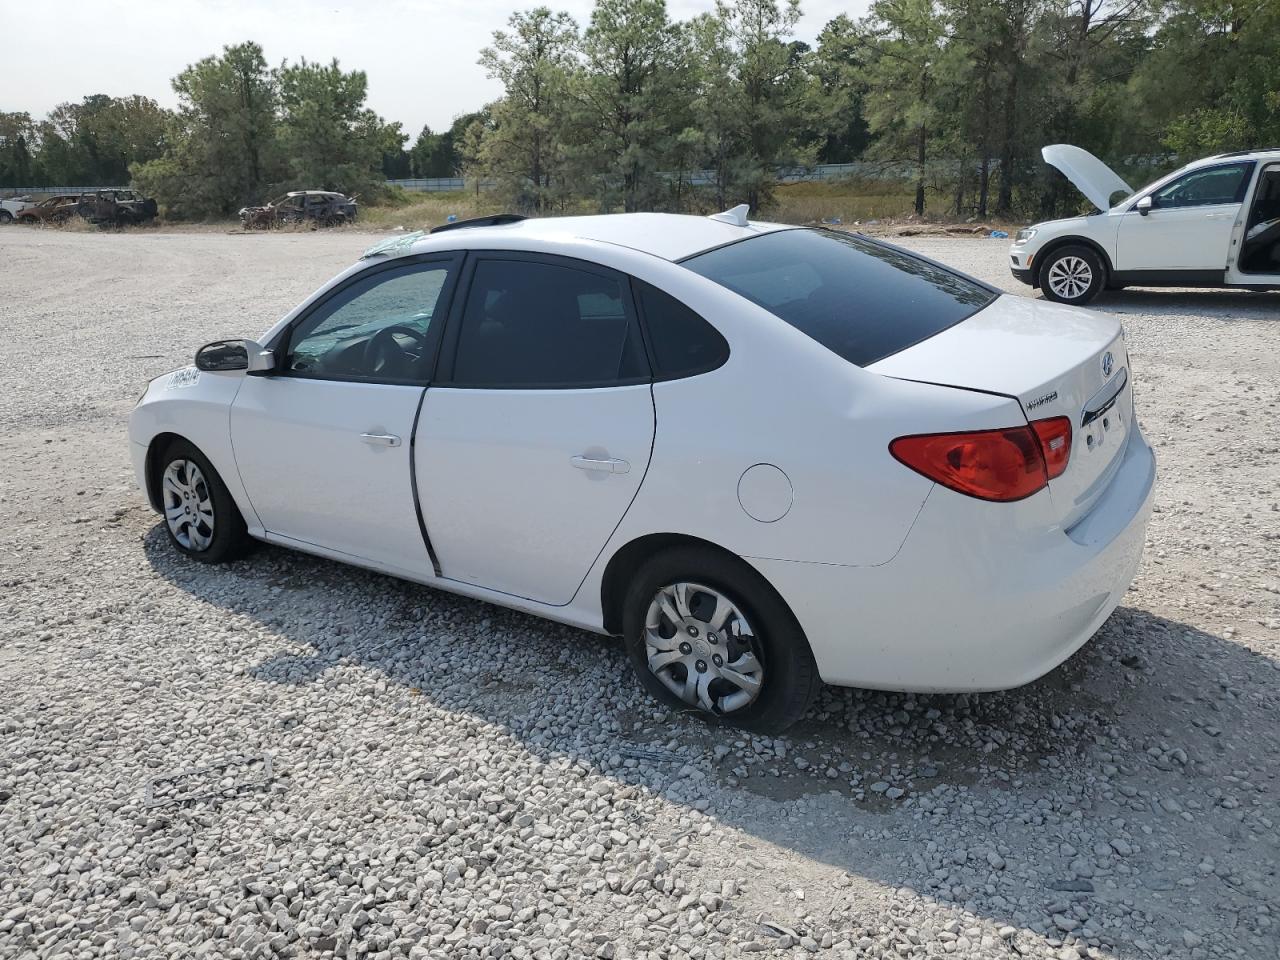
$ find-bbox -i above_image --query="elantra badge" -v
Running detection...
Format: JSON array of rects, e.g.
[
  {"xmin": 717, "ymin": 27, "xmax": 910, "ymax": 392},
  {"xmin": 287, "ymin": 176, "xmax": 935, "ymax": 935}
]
[{"xmin": 1101, "ymin": 351, "xmax": 1114, "ymax": 378}]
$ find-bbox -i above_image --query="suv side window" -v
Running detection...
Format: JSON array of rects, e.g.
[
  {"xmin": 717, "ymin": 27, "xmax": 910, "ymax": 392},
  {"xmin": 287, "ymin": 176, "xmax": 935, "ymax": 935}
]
[
  {"xmin": 450, "ymin": 257, "xmax": 648, "ymax": 388},
  {"xmin": 283, "ymin": 259, "xmax": 455, "ymax": 383},
  {"xmin": 633, "ymin": 281, "xmax": 729, "ymax": 378},
  {"xmin": 1152, "ymin": 162, "xmax": 1254, "ymax": 209}
]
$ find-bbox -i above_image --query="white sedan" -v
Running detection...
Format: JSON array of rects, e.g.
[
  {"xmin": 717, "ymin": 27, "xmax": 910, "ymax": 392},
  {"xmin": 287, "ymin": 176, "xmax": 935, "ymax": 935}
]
[
  {"xmin": 1012, "ymin": 144, "xmax": 1280, "ymax": 304},
  {"xmin": 131, "ymin": 209, "xmax": 1156, "ymax": 731}
]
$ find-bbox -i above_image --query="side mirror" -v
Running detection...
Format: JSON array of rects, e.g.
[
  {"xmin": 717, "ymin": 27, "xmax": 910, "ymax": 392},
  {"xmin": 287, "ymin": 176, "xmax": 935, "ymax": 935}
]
[
  {"xmin": 195, "ymin": 339, "xmax": 276, "ymax": 374},
  {"xmin": 1136, "ymin": 196, "xmax": 1153, "ymax": 217}
]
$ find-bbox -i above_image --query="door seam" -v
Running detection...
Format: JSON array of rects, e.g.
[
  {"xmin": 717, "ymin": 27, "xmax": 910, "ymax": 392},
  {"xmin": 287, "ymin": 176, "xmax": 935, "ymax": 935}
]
[{"xmin": 409, "ymin": 386, "xmax": 443, "ymax": 577}]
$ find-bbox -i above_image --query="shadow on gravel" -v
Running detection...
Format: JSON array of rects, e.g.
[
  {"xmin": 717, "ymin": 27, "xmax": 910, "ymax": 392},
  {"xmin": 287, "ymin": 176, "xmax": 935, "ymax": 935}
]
[
  {"xmin": 1087, "ymin": 288, "xmax": 1280, "ymax": 319},
  {"xmin": 144, "ymin": 525, "xmax": 1280, "ymax": 956}
]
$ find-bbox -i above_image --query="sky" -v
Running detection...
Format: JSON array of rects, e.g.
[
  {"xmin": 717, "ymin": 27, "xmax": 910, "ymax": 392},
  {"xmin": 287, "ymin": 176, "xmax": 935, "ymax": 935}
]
[{"xmin": 1, "ymin": 0, "xmax": 869, "ymax": 137}]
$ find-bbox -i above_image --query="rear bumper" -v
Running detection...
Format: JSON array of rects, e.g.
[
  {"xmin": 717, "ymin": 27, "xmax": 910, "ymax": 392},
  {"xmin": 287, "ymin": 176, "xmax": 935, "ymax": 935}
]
[{"xmin": 749, "ymin": 426, "xmax": 1156, "ymax": 692}]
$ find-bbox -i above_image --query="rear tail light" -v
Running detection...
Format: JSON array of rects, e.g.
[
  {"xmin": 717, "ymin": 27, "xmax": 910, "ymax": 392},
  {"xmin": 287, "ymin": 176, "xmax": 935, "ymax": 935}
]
[
  {"xmin": 1030, "ymin": 416, "xmax": 1071, "ymax": 479},
  {"xmin": 890, "ymin": 417, "xmax": 1072, "ymax": 502}
]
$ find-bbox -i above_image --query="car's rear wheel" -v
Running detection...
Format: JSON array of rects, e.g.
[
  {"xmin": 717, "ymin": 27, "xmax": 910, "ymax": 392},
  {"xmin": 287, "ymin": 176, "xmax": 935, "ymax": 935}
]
[
  {"xmin": 157, "ymin": 439, "xmax": 251, "ymax": 564},
  {"xmin": 0, "ymin": 210, "xmax": 12, "ymax": 224},
  {"xmin": 622, "ymin": 547, "xmax": 819, "ymax": 733},
  {"xmin": 1039, "ymin": 245, "xmax": 1105, "ymax": 305}
]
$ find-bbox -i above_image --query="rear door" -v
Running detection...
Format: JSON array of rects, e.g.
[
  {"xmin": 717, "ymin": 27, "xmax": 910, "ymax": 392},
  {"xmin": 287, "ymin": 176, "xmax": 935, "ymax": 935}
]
[
  {"xmin": 1116, "ymin": 161, "xmax": 1254, "ymax": 271},
  {"xmin": 416, "ymin": 253, "xmax": 654, "ymax": 605},
  {"xmin": 230, "ymin": 255, "xmax": 459, "ymax": 576}
]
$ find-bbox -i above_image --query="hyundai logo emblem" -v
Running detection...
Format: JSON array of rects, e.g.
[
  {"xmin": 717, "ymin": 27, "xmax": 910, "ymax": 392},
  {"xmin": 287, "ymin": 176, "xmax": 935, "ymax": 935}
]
[{"xmin": 1101, "ymin": 351, "xmax": 1114, "ymax": 378}]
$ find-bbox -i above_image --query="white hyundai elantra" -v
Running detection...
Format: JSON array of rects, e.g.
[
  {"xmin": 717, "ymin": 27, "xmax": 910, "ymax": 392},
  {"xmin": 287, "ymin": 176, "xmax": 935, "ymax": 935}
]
[{"xmin": 130, "ymin": 209, "xmax": 1156, "ymax": 731}]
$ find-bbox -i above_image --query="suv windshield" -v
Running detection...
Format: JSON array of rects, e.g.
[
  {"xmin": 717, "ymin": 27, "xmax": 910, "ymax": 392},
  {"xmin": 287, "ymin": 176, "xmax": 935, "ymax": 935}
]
[{"xmin": 682, "ymin": 229, "xmax": 997, "ymax": 367}]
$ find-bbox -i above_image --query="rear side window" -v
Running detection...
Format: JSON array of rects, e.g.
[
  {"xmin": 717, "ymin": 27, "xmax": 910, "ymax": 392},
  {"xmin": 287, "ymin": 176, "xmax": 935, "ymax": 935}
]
[
  {"xmin": 452, "ymin": 258, "xmax": 648, "ymax": 388},
  {"xmin": 634, "ymin": 281, "xmax": 728, "ymax": 378},
  {"xmin": 682, "ymin": 229, "xmax": 997, "ymax": 367}
]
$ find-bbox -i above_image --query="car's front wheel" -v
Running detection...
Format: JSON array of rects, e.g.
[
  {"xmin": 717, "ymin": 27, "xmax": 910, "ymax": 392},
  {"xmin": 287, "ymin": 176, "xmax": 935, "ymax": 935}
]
[
  {"xmin": 157, "ymin": 439, "xmax": 251, "ymax": 564},
  {"xmin": 622, "ymin": 547, "xmax": 819, "ymax": 733},
  {"xmin": 0, "ymin": 210, "xmax": 12, "ymax": 224},
  {"xmin": 1039, "ymin": 245, "xmax": 1105, "ymax": 305}
]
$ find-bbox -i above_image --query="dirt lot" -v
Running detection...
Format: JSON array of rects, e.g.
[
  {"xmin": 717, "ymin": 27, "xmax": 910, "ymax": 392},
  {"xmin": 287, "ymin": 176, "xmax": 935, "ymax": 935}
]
[{"xmin": 1, "ymin": 228, "xmax": 1278, "ymax": 960}]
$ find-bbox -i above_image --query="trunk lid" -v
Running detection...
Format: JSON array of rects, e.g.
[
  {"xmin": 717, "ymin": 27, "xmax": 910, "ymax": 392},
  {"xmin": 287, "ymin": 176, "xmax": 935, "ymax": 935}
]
[
  {"xmin": 869, "ymin": 295, "xmax": 1132, "ymax": 528},
  {"xmin": 1042, "ymin": 144, "xmax": 1134, "ymax": 211}
]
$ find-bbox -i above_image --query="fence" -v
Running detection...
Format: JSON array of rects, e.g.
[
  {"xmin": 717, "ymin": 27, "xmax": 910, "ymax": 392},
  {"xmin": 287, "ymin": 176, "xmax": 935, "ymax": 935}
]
[
  {"xmin": 2, "ymin": 185, "xmax": 127, "ymax": 198},
  {"xmin": 1, "ymin": 160, "xmax": 985, "ymax": 199},
  {"xmin": 385, "ymin": 161, "xmax": 925, "ymax": 193}
]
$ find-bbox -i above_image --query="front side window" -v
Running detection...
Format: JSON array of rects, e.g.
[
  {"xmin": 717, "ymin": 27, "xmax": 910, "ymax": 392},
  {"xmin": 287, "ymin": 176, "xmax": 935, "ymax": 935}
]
[
  {"xmin": 1152, "ymin": 162, "xmax": 1253, "ymax": 209},
  {"xmin": 450, "ymin": 258, "xmax": 648, "ymax": 387},
  {"xmin": 683, "ymin": 229, "xmax": 996, "ymax": 367},
  {"xmin": 284, "ymin": 261, "xmax": 454, "ymax": 382}
]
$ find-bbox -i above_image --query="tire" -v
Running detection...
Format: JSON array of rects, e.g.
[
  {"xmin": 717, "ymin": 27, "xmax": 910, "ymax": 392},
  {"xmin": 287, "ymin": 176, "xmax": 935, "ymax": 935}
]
[
  {"xmin": 18, "ymin": 215, "xmax": 36, "ymax": 225},
  {"xmin": 622, "ymin": 546, "xmax": 820, "ymax": 733},
  {"xmin": 1039, "ymin": 245, "xmax": 1105, "ymax": 305},
  {"xmin": 0, "ymin": 210, "xmax": 12, "ymax": 224},
  {"xmin": 156, "ymin": 439, "xmax": 252, "ymax": 564}
]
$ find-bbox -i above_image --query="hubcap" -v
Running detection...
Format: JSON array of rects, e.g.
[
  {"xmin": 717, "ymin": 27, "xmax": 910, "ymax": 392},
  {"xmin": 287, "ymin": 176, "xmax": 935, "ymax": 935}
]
[
  {"xmin": 644, "ymin": 582, "xmax": 764, "ymax": 715},
  {"xmin": 1047, "ymin": 255, "xmax": 1093, "ymax": 300},
  {"xmin": 162, "ymin": 459, "xmax": 215, "ymax": 551}
]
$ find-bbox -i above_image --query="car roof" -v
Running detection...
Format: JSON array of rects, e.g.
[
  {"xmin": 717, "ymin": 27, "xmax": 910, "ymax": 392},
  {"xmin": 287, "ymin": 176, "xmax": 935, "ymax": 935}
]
[
  {"xmin": 1190, "ymin": 148, "xmax": 1280, "ymax": 167},
  {"xmin": 400, "ymin": 212, "xmax": 792, "ymax": 263}
]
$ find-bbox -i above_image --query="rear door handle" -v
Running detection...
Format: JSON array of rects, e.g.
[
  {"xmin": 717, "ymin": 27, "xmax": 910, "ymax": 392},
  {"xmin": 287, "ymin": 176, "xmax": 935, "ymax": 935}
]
[
  {"xmin": 571, "ymin": 455, "xmax": 630, "ymax": 474},
  {"xmin": 360, "ymin": 433, "xmax": 401, "ymax": 447}
]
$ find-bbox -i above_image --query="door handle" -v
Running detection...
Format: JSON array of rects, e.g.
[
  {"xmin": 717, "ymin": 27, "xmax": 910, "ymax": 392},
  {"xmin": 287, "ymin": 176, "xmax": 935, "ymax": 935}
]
[
  {"xmin": 360, "ymin": 433, "xmax": 401, "ymax": 447},
  {"xmin": 571, "ymin": 455, "xmax": 630, "ymax": 475}
]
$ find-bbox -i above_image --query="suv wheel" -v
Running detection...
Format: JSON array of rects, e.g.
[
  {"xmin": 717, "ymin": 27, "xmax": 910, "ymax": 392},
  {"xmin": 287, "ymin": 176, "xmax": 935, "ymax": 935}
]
[{"xmin": 1039, "ymin": 245, "xmax": 1105, "ymax": 305}]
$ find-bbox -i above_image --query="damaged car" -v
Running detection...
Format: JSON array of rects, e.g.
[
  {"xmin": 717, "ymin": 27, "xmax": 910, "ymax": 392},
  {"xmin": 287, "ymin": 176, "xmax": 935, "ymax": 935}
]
[
  {"xmin": 1012, "ymin": 144, "xmax": 1280, "ymax": 304},
  {"xmin": 15, "ymin": 194, "xmax": 82, "ymax": 225},
  {"xmin": 239, "ymin": 191, "xmax": 358, "ymax": 229},
  {"xmin": 76, "ymin": 189, "xmax": 159, "ymax": 226}
]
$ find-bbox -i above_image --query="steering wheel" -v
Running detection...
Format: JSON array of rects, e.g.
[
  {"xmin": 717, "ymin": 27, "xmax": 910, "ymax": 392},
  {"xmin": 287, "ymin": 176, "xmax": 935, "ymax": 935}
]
[{"xmin": 367, "ymin": 325, "xmax": 429, "ymax": 378}]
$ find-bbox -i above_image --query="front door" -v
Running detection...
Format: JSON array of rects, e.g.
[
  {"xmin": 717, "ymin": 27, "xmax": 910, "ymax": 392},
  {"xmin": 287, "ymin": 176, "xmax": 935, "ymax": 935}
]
[
  {"xmin": 416, "ymin": 254, "xmax": 655, "ymax": 606},
  {"xmin": 1116, "ymin": 161, "xmax": 1254, "ymax": 272},
  {"xmin": 230, "ymin": 255, "xmax": 458, "ymax": 576}
]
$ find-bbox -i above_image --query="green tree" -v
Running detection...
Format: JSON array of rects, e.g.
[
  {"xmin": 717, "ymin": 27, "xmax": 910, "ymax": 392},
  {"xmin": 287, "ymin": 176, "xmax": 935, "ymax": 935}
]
[
  {"xmin": 0, "ymin": 112, "xmax": 36, "ymax": 187},
  {"xmin": 688, "ymin": 0, "xmax": 813, "ymax": 212},
  {"xmin": 571, "ymin": 0, "xmax": 694, "ymax": 211},
  {"xmin": 132, "ymin": 42, "xmax": 280, "ymax": 217},
  {"xmin": 276, "ymin": 57, "xmax": 401, "ymax": 198},
  {"xmin": 475, "ymin": 8, "xmax": 580, "ymax": 211},
  {"xmin": 805, "ymin": 15, "xmax": 871, "ymax": 164},
  {"xmin": 858, "ymin": 0, "xmax": 949, "ymax": 215},
  {"xmin": 410, "ymin": 112, "xmax": 487, "ymax": 178},
  {"xmin": 1134, "ymin": 0, "xmax": 1280, "ymax": 155}
]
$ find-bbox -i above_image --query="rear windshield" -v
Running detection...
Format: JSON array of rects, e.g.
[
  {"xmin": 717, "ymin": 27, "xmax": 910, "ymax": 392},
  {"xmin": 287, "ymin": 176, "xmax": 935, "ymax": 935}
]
[{"xmin": 682, "ymin": 229, "xmax": 997, "ymax": 367}]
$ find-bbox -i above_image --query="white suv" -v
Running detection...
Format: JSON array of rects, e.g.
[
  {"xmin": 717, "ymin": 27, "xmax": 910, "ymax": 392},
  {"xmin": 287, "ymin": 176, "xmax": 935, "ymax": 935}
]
[{"xmin": 1011, "ymin": 144, "xmax": 1280, "ymax": 304}]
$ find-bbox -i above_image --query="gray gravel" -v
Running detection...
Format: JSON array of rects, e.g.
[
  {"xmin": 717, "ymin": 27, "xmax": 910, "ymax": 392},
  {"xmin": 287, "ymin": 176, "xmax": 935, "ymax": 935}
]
[{"xmin": 1, "ymin": 227, "xmax": 1278, "ymax": 960}]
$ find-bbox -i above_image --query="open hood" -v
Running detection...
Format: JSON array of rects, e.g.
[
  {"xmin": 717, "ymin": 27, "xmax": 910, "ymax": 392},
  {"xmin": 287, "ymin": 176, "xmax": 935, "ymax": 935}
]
[{"xmin": 1042, "ymin": 144, "xmax": 1134, "ymax": 211}]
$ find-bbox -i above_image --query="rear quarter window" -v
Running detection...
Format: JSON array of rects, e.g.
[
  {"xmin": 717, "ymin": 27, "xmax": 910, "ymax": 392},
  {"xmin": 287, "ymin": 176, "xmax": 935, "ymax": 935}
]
[{"xmin": 682, "ymin": 229, "xmax": 997, "ymax": 367}]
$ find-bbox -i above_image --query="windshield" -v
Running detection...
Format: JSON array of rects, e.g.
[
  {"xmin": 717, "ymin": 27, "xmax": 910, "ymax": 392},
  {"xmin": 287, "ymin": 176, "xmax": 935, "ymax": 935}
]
[{"xmin": 682, "ymin": 229, "xmax": 997, "ymax": 367}]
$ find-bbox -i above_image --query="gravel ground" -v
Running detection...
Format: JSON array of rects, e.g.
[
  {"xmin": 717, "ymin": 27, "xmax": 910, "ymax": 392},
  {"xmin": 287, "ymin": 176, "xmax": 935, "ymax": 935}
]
[{"xmin": 1, "ymin": 227, "xmax": 1278, "ymax": 960}]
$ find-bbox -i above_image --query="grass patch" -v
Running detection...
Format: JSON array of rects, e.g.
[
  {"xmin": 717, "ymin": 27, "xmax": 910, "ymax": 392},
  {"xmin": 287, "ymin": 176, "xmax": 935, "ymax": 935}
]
[
  {"xmin": 358, "ymin": 191, "xmax": 503, "ymax": 230},
  {"xmin": 765, "ymin": 177, "xmax": 918, "ymax": 224}
]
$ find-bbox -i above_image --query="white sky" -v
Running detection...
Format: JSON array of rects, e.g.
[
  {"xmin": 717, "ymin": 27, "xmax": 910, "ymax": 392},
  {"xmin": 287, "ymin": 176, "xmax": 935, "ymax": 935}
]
[{"xmin": 1, "ymin": 0, "xmax": 867, "ymax": 137}]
